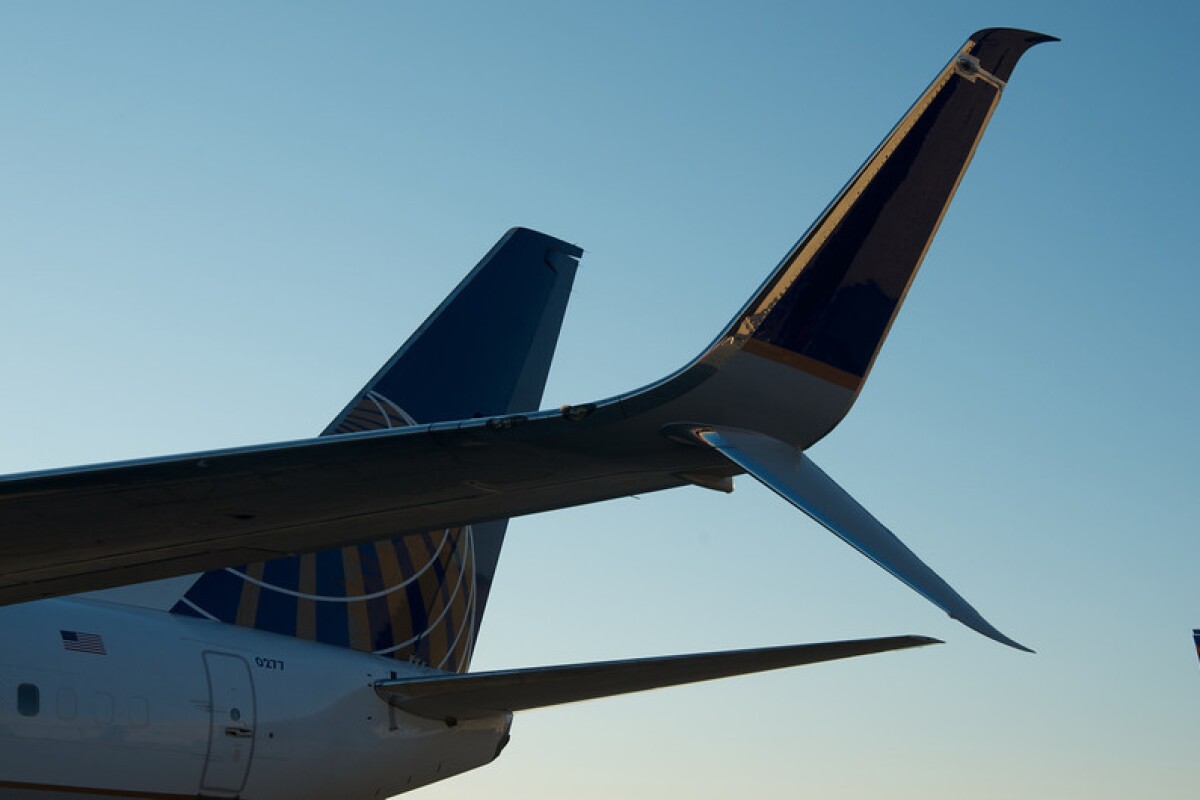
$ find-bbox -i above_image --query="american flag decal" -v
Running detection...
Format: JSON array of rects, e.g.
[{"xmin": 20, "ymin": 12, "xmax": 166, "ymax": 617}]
[{"xmin": 60, "ymin": 630, "xmax": 107, "ymax": 655}]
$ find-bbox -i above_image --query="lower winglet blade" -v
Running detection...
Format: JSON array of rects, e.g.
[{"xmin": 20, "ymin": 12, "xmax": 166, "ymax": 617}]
[
  {"xmin": 683, "ymin": 426, "xmax": 1030, "ymax": 652},
  {"xmin": 375, "ymin": 635, "xmax": 939, "ymax": 721}
]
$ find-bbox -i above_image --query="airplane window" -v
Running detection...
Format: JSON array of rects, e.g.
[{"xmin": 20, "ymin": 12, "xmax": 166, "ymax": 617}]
[{"xmin": 17, "ymin": 684, "xmax": 39, "ymax": 717}]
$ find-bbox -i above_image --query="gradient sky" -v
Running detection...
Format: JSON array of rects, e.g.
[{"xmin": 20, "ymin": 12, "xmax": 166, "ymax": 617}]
[{"xmin": 2, "ymin": 2, "xmax": 1198, "ymax": 798}]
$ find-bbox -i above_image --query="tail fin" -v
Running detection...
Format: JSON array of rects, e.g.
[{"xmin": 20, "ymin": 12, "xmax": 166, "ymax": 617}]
[
  {"xmin": 172, "ymin": 228, "xmax": 582, "ymax": 670},
  {"xmin": 322, "ymin": 227, "xmax": 582, "ymax": 431}
]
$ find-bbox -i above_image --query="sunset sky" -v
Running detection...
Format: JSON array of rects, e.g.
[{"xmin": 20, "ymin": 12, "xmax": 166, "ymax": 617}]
[{"xmin": 2, "ymin": 3, "xmax": 1197, "ymax": 798}]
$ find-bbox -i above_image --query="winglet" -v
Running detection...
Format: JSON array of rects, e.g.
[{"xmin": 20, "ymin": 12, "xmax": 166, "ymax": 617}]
[
  {"xmin": 669, "ymin": 424, "xmax": 1032, "ymax": 652},
  {"xmin": 967, "ymin": 28, "xmax": 1060, "ymax": 83},
  {"xmin": 626, "ymin": 29, "xmax": 1058, "ymax": 451}
]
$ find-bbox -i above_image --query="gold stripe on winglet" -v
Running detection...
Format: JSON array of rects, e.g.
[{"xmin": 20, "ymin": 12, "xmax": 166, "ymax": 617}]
[{"xmin": 742, "ymin": 338, "xmax": 863, "ymax": 391}]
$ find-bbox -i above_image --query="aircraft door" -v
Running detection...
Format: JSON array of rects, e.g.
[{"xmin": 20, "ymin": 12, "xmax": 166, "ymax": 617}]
[{"xmin": 201, "ymin": 652, "xmax": 256, "ymax": 794}]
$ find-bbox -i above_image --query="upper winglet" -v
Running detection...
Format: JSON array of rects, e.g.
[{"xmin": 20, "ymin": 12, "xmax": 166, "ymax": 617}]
[
  {"xmin": 628, "ymin": 29, "xmax": 1057, "ymax": 450},
  {"xmin": 725, "ymin": 27, "xmax": 1056, "ymax": 397},
  {"xmin": 967, "ymin": 29, "xmax": 1060, "ymax": 82}
]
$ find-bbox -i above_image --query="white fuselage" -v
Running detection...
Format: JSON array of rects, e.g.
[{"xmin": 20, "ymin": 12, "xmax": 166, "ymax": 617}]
[{"xmin": 0, "ymin": 599, "xmax": 509, "ymax": 800}]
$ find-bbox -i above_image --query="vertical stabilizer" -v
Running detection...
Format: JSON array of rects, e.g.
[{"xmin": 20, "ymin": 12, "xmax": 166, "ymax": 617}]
[{"xmin": 172, "ymin": 228, "xmax": 582, "ymax": 670}]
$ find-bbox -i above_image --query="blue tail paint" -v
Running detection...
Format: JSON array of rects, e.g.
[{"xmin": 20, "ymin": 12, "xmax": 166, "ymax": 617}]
[{"xmin": 172, "ymin": 228, "xmax": 582, "ymax": 671}]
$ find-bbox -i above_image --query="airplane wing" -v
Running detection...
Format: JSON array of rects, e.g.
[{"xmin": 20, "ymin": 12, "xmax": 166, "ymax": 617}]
[
  {"xmin": 0, "ymin": 29, "xmax": 1054, "ymax": 650},
  {"xmin": 0, "ymin": 407, "xmax": 723, "ymax": 605},
  {"xmin": 375, "ymin": 635, "xmax": 940, "ymax": 722}
]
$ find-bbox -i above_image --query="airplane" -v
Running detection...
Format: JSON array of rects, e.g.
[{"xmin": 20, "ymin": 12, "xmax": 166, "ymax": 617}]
[
  {"xmin": 1194, "ymin": 630, "xmax": 1199, "ymax": 666},
  {"xmin": 0, "ymin": 28, "xmax": 1054, "ymax": 800}
]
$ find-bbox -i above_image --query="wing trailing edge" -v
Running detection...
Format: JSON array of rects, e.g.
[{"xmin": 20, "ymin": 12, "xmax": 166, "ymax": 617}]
[{"xmin": 375, "ymin": 635, "xmax": 940, "ymax": 722}]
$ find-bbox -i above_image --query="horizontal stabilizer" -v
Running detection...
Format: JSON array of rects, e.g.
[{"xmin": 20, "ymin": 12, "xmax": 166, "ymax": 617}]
[
  {"xmin": 375, "ymin": 635, "xmax": 939, "ymax": 721},
  {"xmin": 674, "ymin": 425, "xmax": 1030, "ymax": 652}
]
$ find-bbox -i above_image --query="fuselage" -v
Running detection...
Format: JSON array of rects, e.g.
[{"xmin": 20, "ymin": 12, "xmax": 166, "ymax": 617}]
[{"xmin": 0, "ymin": 599, "xmax": 509, "ymax": 800}]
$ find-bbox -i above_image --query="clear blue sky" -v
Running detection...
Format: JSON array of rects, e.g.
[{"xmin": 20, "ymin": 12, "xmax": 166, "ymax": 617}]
[{"xmin": 2, "ymin": 2, "xmax": 1198, "ymax": 798}]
